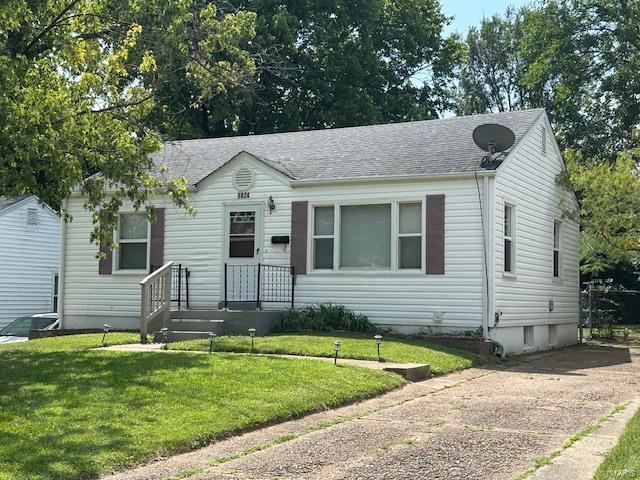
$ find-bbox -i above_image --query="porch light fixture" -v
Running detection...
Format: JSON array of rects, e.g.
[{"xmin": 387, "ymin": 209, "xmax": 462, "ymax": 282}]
[
  {"xmin": 267, "ymin": 196, "xmax": 276, "ymax": 214},
  {"xmin": 160, "ymin": 328, "xmax": 169, "ymax": 349},
  {"xmin": 102, "ymin": 324, "xmax": 111, "ymax": 346},
  {"xmin": 208, "ymin": 333, "xmax": 217, "ymax": 354},
  {"xmin": 333, "ymin": 341, "xmax": 342, "ymax": 365},
  {"xmin": 248, "ymin": 328, "xmax": 257, "ymax": 352},
  {"xmin": 374, "ymin": 335, "xmax": 382, "ymax": 362}
]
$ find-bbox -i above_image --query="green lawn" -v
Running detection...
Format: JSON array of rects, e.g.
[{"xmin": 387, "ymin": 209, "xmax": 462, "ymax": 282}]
[
  {"xmin": 590, "ymin": 324, "xmax": 640, "ymax": 345},
  {"xmin": 169, "ymin": 333, "xmax": 486, "ymax": 375},
  {"xmin": 594, "ymin": 407, "xmax": 640, "ymax": 480},
  {"xmin": 0, "ymin": 334, "xmax": 403, "ymax": 480}
]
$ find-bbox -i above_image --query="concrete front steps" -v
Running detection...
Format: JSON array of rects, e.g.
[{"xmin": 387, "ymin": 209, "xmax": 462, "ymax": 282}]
[{"xmin": 152, "ymin": 308, "xmax": 283, "ymax": 342}]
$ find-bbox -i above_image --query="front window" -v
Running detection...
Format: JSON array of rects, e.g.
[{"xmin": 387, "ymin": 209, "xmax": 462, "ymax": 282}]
[
  {"xmin": 398, "ymin": 203, "xmax": 422, "ymax": 269},
  {"xmin": 311, "ymin": 201, "xmax": 423, "ymax": 271},
  {"xmin": 340, "ymin": 204, "xmax": 391, "ymax": 269},
  {"xmin": 504, "ymin": 204, "xmax": 515, "ymax": 273},
  {"xmin": 553, "ymin": 220, "xmax": 561, "ymax": 278},
  {"xmin": 313, "ymin": 206, "xmax": 334, "ymax": 269},
  {"xmin": 0, "ymin": 316, "xmax": 57, "ymax": 337},
  {"xmin": 117, "ymin": 213, "xmax": 148, "ymax": 270}
]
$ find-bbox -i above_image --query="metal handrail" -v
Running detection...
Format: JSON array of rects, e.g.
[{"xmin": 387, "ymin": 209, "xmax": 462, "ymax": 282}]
[{"xmin": 224, "ymin": 263, "xmax": 295, "ymax": 309}]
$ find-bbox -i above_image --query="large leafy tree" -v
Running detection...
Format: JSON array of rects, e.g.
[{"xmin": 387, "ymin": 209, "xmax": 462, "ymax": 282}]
[
  {"xmin": 0, "ymin": 0, "xmax": 256, "ymax": 247},
  {"xmin": 456, "ymin": 0, "xmax": 640, "ymax": 158},
  {"xmin": 562, "ymin": 135, "xmax": 640, "ymax": 274},
  {"xmin": 151, "ymin": 0, "xmax": 464, "ymax": 138}
]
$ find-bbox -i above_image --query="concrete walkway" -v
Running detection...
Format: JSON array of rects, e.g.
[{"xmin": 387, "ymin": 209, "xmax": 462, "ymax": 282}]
[
  {"xmin": 99, "ymin": 343, "xmax": 431, "ymax": 380},
  {"xmin": 101, "ymin": 344, "xmax": 640, "ymax": 480}
]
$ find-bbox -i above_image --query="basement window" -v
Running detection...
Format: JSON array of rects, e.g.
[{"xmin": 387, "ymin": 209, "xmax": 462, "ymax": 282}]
[
  {"xmin": 548, "ymin": 324, "xmax": 558, "ymax": 346},
  {"xmin": 524, "ymin": 326, "xmax": 534, "ymax": 347}
]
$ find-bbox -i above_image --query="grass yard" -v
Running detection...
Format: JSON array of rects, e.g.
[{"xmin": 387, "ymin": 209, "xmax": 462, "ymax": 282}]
[
  {"xmin": 0, "ymin": 334, "xmax": 403, "ymax": 480},
  {"xmin": 590, "ymin": 324, "xmax": 640, "ymax": 345},
  {"xmin": 169, "ymin": 332, "xmax": 486, "ymax": 375},
  {"xmin": 593, "ymin": 406, "xmax": 640, "ymax": 480}
]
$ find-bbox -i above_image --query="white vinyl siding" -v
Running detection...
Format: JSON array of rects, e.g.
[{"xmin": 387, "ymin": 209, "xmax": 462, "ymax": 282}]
[
  {"xmin": 492, "ymin": 115, "xmax": 580, "ymax": 353},
  {"xmin": 61, "ymin": 152, "xmax": 485, "ymax": 332},
  {"xmin": 0, "ymin": 197, "xmax": 60, "ymax": 327}
]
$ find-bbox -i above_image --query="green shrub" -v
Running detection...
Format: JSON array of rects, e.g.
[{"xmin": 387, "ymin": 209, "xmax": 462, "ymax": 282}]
[{"xmin": 275, "ymin": 304, "xmax": 375, "ymax": 333}]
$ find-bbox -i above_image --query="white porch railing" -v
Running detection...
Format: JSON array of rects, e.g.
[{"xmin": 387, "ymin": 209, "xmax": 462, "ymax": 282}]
[{"xmin": 139, "ymin": 261, "xmax": 173, "ymax": 343}]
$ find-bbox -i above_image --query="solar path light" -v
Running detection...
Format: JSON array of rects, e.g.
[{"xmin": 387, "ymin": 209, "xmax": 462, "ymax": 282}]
[
  {"xmin": 102, "ymin": 324, "xmax": 111, "ymax": 346},
  {"xmin": 208, "ymin": 333, "xmax": 217, "ymax": 354},
  {"xmin": 248, "ymin": 328, "xmax": 257, "ymax": 352},
  {"xmin": 333, "ymin": 341, "xmax": 342, "ymax": 365},
  {"xmin": 374, "ymin": 335, "xmax": 382, "ymax": 362},
  {"xmin": 160, "ymin": 328, "xmax": 169, "ymax": 349}
]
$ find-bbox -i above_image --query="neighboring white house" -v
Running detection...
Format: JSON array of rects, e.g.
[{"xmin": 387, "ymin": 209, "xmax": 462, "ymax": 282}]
[
  {"xmin": 0, "ymin": 196, "xmax": 60, "ymax": 328},
  {"xmin": 58, "ymin": 109, "xmax": 580, "ymax": 354}
]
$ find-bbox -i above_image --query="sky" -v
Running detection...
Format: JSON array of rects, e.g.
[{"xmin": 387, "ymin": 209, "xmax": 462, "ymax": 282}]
[{"xmin": 441, "ymin": 0, "xmax": 531, "ymax": 35}]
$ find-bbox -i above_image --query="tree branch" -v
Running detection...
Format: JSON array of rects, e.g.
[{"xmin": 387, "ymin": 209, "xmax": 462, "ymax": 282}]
[{"xmin": 22, "ymin": 0, "xmax": 82, "ymax": 56}]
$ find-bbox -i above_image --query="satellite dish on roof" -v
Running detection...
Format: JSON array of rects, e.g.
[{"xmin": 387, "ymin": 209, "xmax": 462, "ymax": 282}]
[{"xmin": 472, "ymin": 123, "xmax": 515, "ymax": 163}]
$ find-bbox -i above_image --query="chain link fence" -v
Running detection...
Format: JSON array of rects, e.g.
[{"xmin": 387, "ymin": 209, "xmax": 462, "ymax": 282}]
[{"xmin": 581, "ymin": 284, "xmax": 640, "ymax": 342}]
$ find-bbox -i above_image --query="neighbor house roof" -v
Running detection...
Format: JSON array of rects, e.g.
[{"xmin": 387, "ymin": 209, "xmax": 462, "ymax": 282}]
[
  {"xmin": 0, "ymin": 195, "xmax": 30, "ymax": 212},
  {"xmin": 153, "ymin": 108, "xmax": 545, "ymax": 185}
]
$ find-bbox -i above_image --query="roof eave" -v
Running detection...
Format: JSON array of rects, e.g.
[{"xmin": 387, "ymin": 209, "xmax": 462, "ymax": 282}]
[{"xmin": 289, "ymin": 170, "xmax": 496, "ymax": 187}]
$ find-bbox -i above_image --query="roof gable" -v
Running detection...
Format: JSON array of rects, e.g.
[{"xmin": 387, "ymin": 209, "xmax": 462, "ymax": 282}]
[
  {"xmin": 153, "ymin": 109, "xmax": 545, "ymax": 186},
  {"xmin": 194, "ymin": 151, "xmax": 294, "ymax": 189}
]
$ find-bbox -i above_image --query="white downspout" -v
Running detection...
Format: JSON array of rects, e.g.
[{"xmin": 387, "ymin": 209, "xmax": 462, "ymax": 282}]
[
  {"xmin": 57, "ymin": 198, "xmax": 67, "ymax": 330},
  {"xmin": 481, "ymin": 176, "xmax": 490, "ymax": 339},
  {"xmin": 486, "ymin": 176, "xmax": 496, "ymax": 337}
]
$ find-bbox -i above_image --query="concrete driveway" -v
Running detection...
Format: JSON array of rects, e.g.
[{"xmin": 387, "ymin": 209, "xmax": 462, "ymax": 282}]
[{"xmin": 104, "ymin": 344, "xmax": 640, "ymax": 480}]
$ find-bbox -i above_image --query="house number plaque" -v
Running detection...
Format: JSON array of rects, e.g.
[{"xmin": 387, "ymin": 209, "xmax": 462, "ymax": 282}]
[{"xmin": 237, "ymin": 192, "xmax": 250, "ymax": 199}]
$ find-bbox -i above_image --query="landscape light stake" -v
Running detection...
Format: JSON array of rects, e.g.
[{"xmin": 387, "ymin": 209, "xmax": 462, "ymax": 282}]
[
  {"xmin": 102, "ymin": 324, "xmax": 111, "ymax": 346},
  {"xmin": 208, "ymin": 333, "xmax": 217, "ymax": 354},
  {"xmin": 248, "ymin": 328, "xmax": 256, "ymax": 352},
  {"xmin": 334, "ymin": 341, "xmax": 341, "ymax": 365},
  {"xmin": 374, "ymin": 335, "xmax": 382, "ymax": 362},
  {"xmin": 160, "ymin": 328, "xmax": 169, "ymax": 349}
]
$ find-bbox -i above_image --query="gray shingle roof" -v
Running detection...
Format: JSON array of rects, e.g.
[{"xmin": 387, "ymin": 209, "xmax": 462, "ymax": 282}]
[
  {"xmin": 154, "ymin": 109, "xmax": 545, "ymax": 185},
  {"xmin": 0, "ymin": 195, "xmax": 29, "ymax": 211}
]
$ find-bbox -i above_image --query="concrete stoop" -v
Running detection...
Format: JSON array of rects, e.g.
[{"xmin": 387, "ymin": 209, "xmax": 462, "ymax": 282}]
[{"xmin": 152, "ymin": 308, "xmax": 283, "ymax": 342}]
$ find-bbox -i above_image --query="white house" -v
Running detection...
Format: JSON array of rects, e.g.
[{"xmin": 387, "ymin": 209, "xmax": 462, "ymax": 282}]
[
  {"xmin": 0, "ymin": 196, "xmax": 60, "ymax": 328},
  {"xmin": 57, "ymin": 109, "xmax": 580, "ymax": 354}
]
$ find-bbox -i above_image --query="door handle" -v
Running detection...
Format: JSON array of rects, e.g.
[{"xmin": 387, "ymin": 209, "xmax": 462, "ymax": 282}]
[{"xmin": 256, "ymin": 248, "xmax": 260, "ymax": 254}]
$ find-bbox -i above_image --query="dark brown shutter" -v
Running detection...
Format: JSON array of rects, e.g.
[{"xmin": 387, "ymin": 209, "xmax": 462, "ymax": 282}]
[
  {"xmin": 426, "ymin": 195, "xmax": 445, "ymax": 275},
  {"xmin": 98, "ymin": 212, "xmax": 112, "ymax": 275},
  {"xmin": 149, "ymin": 207, "xmax": 165, "ymax": 271},
  {"xmin": 290, "ymin": 201, "xmax": 308, "ymax": 275}
]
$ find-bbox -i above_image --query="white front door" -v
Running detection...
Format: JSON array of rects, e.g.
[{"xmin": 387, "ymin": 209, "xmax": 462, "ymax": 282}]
[{"xmin": 223, "ymin": 204, "xmax": 263, "ymax": 303}]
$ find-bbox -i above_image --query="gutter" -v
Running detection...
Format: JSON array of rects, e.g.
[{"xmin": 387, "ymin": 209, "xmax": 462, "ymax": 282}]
[
  {"xmin": 290, "ymin": 170, "xmax": 496, "ymax": 187},
  {"xmin": 57, "ymin": 198, "xmax": 68, "ymax": 330}
]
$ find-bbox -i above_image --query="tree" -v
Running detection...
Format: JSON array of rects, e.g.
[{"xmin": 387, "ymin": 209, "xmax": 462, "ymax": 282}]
[
  {"xmin": 147, "ymin": 0, "xmax": 464, "ymax": 138},
  {"xmin": 455, "ymin": 10, "xmax": 536, "ymax": 115},
  {"xmin": 456, "ymin": 0, "xmax": 640, "ymax": 158},
  {"xmin": 0, "ymin": 0, "xmax": 256, "ymax": 248},
  {"xmin": 562, "ymin": 135, "xmax": 640, "ymax": 274}
]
